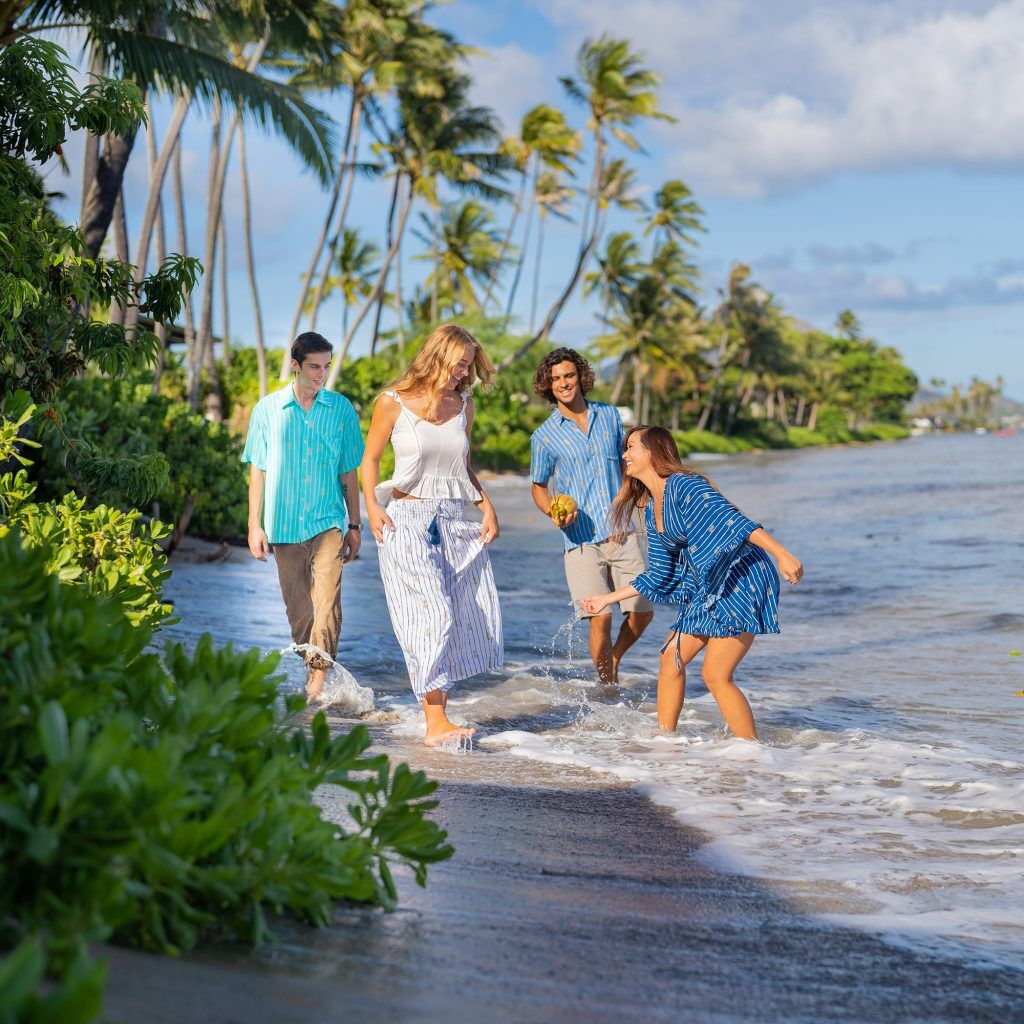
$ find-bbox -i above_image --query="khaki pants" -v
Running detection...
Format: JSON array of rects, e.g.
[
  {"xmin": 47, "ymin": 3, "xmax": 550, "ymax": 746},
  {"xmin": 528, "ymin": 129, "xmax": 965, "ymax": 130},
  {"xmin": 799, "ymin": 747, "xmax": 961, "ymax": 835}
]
[
  {"xmin": 564, "ymin": 533, "xmax": 654, "ymax": 619},
  {"xmin": 273, "ymin": 528, "xmax": 343, "ymax": 667}
]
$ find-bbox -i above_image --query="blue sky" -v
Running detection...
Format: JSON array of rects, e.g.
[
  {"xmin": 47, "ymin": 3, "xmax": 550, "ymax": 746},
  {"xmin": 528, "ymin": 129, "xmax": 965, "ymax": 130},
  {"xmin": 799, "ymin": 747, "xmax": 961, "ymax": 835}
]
[{"xmin": 47, "ymin": 0, "xmax": 1024, "ymax": 395}]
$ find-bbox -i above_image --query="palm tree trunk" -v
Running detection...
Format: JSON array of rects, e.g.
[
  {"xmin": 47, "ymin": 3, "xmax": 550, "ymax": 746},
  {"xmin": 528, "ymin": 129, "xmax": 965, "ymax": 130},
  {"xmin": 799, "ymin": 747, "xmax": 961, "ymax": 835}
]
[
  {"xmin": 808, "ymin": 401, "xmax": 820, "ymax": 431},
  {"xmin": 238, "ymin": 122, "xmax": 267, "ymax": 398},
  {"xmin": 394, "ymin": 218, "xmax": 405, "ymax": 350},
  {"xmin": 776, "ymin": 387, "xmax": 789, "ymax": 425},
  {"xmin": 430, "ymin": 203, "xmax": 441, "ymax": 323},
  {"xmin": 795, "ymin": 395, "xmax": 806, "ymax": 426},
  {"xmin": 188, "ymin": 96, "xmax": 224, "ymax": 414},
  {"xmin": 370, "ymin": 172, "xmax": 401, "ymax": 355},
  {"xmin": 325, "ymin": 177, "xmax": 414, "ymax": 389},
  {"xmin": 143, "ymin": 97, "xmax": 168, "ymax": 388},
  {"xmin": 505, "ymin": 164, "xmax": 538, "ymax": 319},
  {"xmin": 529, "ymin": 211, "xmax": 545, "ymax": 334},
  {"xmin": 172, "ymin": 136, "xmax": 196, "ymax": 360},
  {"xmin": 82, "ymin": 124, "xmax": 144, "ymax": 259},
  {"xmin": 126, "ymin": 93, "xmax": 192, "ymax": 335},
  {"xmin": 500, "ymin": 133, "xmax": 605, "ymax": 368},
  {"xmin": 281, "ymin": 91, "xmax": 362, "ymax": 379},
  {"xmin": 482, "ymin": 170, "xmax": 526, "ymax": 309},
  {"xmin": 220, "ymin": 216, "xmax": 230, "ymax": 370},
  {"xmin": 305, "ymin": 103, "xmax": 364, "ymax": 338},
  {"xmin": 109, "ymin": 188, "xmax": 129, "ymax": 327},
  {"xmin": 79, "ymin": 48, "xmax": 103, "ymax": 239},
  {"xmin": 609, "ymin": 357, "xmax": 629, "ymax": 405}
]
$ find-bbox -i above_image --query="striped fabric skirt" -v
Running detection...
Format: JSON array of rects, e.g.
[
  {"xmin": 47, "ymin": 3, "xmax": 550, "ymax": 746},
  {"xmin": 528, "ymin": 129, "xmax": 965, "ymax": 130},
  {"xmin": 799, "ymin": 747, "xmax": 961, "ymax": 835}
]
[{"xmin": 376, "ymin": 498, "xmax": 503, "ymax": 700}]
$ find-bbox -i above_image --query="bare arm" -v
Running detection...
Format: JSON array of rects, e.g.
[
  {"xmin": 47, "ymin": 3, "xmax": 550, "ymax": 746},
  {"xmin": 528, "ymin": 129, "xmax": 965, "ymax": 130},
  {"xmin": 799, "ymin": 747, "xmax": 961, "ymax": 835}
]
[
  {"xmin": 247, "ymin": 466, "xmax": 270, "ymax": 561},
  {"xmin": 340, "ymin": 468, "xmax": 361, "ymax": 563},
  {"xmin": 747, "ymin": 527, "xmax": 804, "ymax": 584},
  {"xmin": 465, "ymin": 397, "xmax": 499, "ymax": 544},
  {"xmin": 580, "ymin": 584, "xmax": 639, "ymax": 616},
  {"xmin": 360, "ymin": 395, "xmax": 401, "ymax": 542}
]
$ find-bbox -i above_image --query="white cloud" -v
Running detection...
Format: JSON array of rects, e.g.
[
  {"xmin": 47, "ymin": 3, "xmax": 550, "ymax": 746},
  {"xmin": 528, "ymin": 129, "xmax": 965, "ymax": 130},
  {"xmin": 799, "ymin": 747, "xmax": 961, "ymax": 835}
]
[
  {"xmin": 541, "ymin": 0, "xmax": 1024, "ymax": 195},
  {"xmin": 463, "ymin": 43, "xmax": 553, "ymax": 134}
]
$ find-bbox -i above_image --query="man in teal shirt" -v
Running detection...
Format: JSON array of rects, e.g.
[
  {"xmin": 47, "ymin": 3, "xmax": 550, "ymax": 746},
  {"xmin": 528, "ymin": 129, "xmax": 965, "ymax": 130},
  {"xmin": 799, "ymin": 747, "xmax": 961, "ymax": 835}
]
[{"xmin": 242, "ymin": 332, "xmax": 365, "ymax": 700}]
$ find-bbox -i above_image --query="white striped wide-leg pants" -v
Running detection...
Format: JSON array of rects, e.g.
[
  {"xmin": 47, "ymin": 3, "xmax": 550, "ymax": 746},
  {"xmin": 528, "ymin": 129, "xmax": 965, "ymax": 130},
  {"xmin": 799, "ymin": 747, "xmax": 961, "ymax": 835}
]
[{"xmin": 376, "ymin": 498, "xmax": 503, "ymax": 701}]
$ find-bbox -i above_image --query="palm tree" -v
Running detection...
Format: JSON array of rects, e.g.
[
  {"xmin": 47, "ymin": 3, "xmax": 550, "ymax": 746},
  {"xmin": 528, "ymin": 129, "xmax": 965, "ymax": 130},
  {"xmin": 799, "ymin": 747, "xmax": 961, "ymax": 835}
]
[
  {"xmin": 483, "ymin": 103, "xmax": 581, "ymax": 309},
  {"xmin": 502, "ymin": 35, "xmax": 671, "ymax": 367},
  {"xmin": 526, "ymin": 169, "xmax": 574, "ymax": 332},
  {"xmin": 323, "ymin": 68, "xmax": 510, "ymax": 388},
  {"xmin": 596, "ymin": 240, "xmax": 699, "ymax": 420},
  {"xmin": 237, "ymin": 120, "xmax": 267, "ymax": 397},
  {"xmin": 414, "ymin": 199, "xmax": 506, "ymax": 315},
  {"xmin": 312, "ymin": 228, "xmax": 381, "ymax": 338},
  {"xmin": 6, "ymin": 0, "xmax": 338, "ymax": 258},
  {"xmin": 696, "ymin": 263, "xmax": 754, "ymax": 431},
  {"xmin": 584, "ymin": 230, "xmax": 642, "ymax": 325},
  {"xmin": 644, "ymin": 179, "xmax": 704, "ymax": 253},
  {"xmin": 282, "ymin": 0, "xmax": 459, "ymax": 371}
]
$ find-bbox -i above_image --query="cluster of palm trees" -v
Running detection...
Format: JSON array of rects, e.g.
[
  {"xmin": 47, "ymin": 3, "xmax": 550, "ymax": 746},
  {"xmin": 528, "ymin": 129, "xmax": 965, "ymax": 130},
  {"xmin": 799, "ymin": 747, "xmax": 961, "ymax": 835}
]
[
  {"xmin": 10, "ymin": 1, "xmax": 685, "ymax": 411},
  {"xmin": 7, "ymin": 0, "xmax": 912, "ymax": 434}
]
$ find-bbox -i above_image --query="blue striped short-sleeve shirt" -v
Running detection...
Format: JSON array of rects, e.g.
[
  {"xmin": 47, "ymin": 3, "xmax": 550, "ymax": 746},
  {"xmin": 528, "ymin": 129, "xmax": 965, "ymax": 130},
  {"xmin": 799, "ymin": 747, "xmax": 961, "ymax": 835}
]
[
  {"xmin": 530, "ymin": 400, "xmax": 626, "ymax": 551},
  {"xmin": 242, "ymin": 383, "xmax": 365, "ymax": 544}
]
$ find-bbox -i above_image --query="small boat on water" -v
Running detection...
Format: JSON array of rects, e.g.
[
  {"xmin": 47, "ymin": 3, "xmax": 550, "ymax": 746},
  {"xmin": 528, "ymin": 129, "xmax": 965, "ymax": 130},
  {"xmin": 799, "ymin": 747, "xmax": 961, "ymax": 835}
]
[{"xmin": 993, "ymin": 428, "xmax": 1019, "ymax": 437}]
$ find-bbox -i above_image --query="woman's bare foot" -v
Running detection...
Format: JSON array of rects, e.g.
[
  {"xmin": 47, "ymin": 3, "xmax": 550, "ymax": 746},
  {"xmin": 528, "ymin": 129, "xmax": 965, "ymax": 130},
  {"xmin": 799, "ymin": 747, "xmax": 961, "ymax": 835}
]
[
  {"xmin": 424, "ymin": 722, "xmax": 476, "ymax": 748},
  {"xmin": 306, "ymin": 666, "xmax": 327, "ymax": 702}
]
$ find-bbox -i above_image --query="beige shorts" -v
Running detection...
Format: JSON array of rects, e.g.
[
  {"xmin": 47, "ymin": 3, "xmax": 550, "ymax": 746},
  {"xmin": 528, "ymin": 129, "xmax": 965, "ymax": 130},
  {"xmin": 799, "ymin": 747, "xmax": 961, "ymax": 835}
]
[{"xmin": 564, "ymin": 534, "xmax": 654, "ymax": 618}]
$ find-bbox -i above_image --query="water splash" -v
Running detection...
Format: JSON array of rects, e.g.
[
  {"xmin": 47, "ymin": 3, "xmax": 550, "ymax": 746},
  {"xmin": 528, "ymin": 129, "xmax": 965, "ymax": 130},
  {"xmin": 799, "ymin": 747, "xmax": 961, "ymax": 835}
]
[
  {"xmin": 431, "ymin": 731, "xmax": 475, "ymax": 755},
  {"xmin": 281, "ymin": 643, "xmax": 375, "ymax": 716}
]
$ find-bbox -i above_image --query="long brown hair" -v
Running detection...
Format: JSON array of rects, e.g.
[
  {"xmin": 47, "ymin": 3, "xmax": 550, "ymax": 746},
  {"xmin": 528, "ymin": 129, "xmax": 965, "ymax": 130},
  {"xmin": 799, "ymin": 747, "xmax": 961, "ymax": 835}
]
[
  {"xmin": 609, "ymin": 426, "xmax": 710, "ymax": 534},
  {"xmin": 388, "ymin": 323, "xmax": 495, "ymax": 418}
]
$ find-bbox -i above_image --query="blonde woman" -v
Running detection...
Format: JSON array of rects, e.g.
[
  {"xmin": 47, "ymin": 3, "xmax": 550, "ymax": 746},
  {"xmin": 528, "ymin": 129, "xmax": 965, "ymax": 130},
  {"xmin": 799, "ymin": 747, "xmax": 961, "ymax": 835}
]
[{"xmin": 361, "ymin": 324, "xmax": 503, "ymax": 747}]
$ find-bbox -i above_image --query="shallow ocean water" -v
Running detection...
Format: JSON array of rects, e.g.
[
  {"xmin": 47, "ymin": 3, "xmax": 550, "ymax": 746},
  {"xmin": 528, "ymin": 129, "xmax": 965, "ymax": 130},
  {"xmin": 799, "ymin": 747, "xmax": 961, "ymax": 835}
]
[{"xmin": 167, "ymin": 431, "xmax": 1024, "ymax": 970}]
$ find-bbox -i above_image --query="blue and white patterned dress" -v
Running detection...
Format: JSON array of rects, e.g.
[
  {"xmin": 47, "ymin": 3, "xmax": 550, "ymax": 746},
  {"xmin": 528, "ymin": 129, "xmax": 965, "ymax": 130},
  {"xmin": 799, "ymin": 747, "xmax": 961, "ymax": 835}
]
[{"xmin": 631, "ymin": 473, "xmax": 780, "ymax": 638}]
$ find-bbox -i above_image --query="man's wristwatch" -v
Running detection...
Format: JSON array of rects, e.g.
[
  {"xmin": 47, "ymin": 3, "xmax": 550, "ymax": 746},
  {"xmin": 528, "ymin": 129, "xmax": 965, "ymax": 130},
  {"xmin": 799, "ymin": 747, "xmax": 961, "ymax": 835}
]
[{"xmin": 348, "ymin": 522, "xmax": 362, "ymax": 532}]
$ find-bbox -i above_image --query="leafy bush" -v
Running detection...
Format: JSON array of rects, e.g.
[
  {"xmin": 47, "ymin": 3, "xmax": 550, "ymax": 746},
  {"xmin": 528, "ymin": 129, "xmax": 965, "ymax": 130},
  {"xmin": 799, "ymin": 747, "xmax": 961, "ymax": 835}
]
[
  {"xmin": 32, "ymin": 376, "xmax": 247, "ymax": 542},
  {"xmin": 0, "ymin": 531, "xmax": 452, "ymax": 963},
  {"xmin": 0, "ymin": 937, "xmax": 105, "ymax": 1024},
  {"xmin": 673, "ymin": 430, "xmax": 752, "ymax": 457},
  {"xmin": 855, "ymin": 422, "xmax": 909, "ymax": 442}
]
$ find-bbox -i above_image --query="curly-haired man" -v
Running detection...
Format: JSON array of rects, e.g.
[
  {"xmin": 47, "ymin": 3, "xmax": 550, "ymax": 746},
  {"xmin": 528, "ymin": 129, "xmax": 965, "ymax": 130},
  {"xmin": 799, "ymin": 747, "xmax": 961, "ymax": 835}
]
[{"xmin": 530, "ymin": 347, "xmax": 653, "ymax": 683}]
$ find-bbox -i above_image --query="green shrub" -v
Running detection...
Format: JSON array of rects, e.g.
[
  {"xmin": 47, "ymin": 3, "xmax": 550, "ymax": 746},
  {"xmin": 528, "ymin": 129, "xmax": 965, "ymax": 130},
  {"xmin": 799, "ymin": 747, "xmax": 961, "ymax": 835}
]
[
  {"xmin": 785, "ymin": 426, "xmax": 832, "ymax": 448},
  {"xmin": 0, "ymin": 531, "xmax": 452, "ymax": 962},
  {"xmin": 0, "ymin": 937, "xmax": 105, "ymax": 1024},
  {"xmin": 741, "ymin": 419, "xmax": 792, "ymax": 449},
  {"xmin": 32, "ymin": 377, "xmax": 247, "ymax": 541},
  {"xmin": 854, "ymin": 422, "xmax": 909, "ymax": 442},
  {"xmin": 673, "ymin": 430, "xmax": 752, "ymax": 457}
]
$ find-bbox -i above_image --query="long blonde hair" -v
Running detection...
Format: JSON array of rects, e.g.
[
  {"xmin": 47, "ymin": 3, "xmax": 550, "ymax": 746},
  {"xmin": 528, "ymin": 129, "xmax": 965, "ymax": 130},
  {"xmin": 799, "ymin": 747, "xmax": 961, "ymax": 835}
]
[{"xmin": 388, "ymin": 323, "xmax": 495, "ymax": 418}]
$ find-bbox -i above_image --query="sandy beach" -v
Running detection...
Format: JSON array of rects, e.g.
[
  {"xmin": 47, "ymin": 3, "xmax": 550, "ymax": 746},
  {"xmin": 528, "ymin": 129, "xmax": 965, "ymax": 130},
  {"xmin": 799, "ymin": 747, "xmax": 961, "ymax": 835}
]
[{"xmin": 101, "ymin": 725, "xmax": 1024, "ymax": 1023}]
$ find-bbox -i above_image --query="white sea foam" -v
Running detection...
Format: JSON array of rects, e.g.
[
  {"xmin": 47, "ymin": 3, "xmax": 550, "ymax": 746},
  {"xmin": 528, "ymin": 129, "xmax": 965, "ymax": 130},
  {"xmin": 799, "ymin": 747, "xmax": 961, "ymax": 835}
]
[{"xmin": 480, "ymin": 687, "xmax": 1024, "ymax": 968}]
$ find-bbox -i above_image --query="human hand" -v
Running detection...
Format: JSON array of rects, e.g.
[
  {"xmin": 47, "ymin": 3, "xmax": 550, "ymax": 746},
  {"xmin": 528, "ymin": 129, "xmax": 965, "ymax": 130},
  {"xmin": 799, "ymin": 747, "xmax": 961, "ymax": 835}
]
[
  {"xmin": 369, "ymin": 505, "xmax": 395, "ymax": 543},
  {"xmin": 777, "ymin": 550, "xmax": 804, "ymax": 585},
  {"xmin": 580, "ymin": 594, "xmax": 609, "ymax": 615},
  {"xmin": 481, "ymin": 506, "xmax": 500, "ymax": 544},
  {"xmin": 550, "ymin": 508, "xmax": 578, "ymax": 529},
  {"xmin": 342, "ymin": 528, "xmax": 362, "ymax": 563},
  {"xmin": 248, "ymin": 525, "xmax": 270, "ymax": 561}
]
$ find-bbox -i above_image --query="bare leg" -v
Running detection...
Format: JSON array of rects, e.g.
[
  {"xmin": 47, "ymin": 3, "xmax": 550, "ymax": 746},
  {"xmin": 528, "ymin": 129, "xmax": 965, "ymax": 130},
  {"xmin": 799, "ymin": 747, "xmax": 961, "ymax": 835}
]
[
  {"xmin": 657, "ymin": 632, "xmax": 708, "ymax": 731},
  {"xmin": 588, "ymin": 614, "xmax": 615, "ymax": 684},
  {"xmin": 306, "ymin": 665, "xmax": 327, "ymax": 701},
  {"xmin": 422, "ymin": 689, "xmax": 476, "ymax": 747},
  {"xmin": 701, "ymin": 633, "xmax": 757, "ymax": 740},
  {"xmin": 611, "ymin": 610, "xmax": 654, "ymax": 682}
]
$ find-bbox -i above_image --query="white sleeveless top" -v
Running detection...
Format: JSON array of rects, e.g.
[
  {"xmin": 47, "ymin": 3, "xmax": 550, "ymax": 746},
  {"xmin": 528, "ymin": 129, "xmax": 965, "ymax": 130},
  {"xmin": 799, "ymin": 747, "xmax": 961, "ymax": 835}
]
[{"xmin": 374, "ymin": 390, "xmax": 481, "ymax": 506}]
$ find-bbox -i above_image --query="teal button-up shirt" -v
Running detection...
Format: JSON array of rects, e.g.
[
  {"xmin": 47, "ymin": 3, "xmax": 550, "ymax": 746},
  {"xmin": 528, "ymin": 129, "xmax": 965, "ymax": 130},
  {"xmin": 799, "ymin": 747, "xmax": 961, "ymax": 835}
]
[{"xmin": 242, "ymin": 383, "xmax": 365, "ymax": 544}]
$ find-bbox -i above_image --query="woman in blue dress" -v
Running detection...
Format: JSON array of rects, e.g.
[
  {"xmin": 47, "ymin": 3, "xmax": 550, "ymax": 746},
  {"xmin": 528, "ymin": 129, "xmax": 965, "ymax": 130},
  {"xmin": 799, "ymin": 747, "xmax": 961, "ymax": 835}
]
[{"xmin": 581, "ymin": 426, "xmax": 803, "ymax": 740}]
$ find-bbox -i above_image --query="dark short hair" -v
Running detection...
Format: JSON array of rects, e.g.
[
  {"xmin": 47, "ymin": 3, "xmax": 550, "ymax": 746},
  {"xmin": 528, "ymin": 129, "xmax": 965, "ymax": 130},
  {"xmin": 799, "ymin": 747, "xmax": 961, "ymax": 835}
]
[
  {"xmin": 533, "ymin": 347, "xmax": 596, "ymax": 403},
  {"xmin": 291, "ymin": 332, "xmax": 333, "ymax": 367}
]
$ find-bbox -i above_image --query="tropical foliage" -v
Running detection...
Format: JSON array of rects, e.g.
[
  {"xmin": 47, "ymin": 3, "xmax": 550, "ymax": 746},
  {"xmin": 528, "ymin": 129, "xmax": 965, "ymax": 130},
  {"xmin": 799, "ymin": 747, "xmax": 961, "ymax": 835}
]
[{"xmin": 0, "ymin": 29, "xmax": 451, "ymax": 1021}]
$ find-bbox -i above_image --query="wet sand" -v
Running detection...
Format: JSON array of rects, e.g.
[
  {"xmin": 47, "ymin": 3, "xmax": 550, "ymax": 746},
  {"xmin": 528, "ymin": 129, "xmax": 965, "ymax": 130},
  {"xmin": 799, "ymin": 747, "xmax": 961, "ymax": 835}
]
[{"xmin": 103, "ymin": 737, "xmax": 1024, "ymax": 1023}]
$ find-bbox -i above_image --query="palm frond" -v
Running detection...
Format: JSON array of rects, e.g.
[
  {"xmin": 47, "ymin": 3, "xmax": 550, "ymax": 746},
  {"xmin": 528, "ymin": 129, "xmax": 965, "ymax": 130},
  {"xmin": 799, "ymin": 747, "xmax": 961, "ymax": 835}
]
[{"xmin": 90, "ymin": 30, "xmax": 338, "ymax": 185}]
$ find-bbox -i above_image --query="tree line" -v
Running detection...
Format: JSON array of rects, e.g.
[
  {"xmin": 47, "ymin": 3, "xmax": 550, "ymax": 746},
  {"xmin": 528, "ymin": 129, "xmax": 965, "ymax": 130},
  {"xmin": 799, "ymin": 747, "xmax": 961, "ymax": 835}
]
[{"xmin": 5, "ymin": 0, "xmax": 916, "ymax": 438}]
